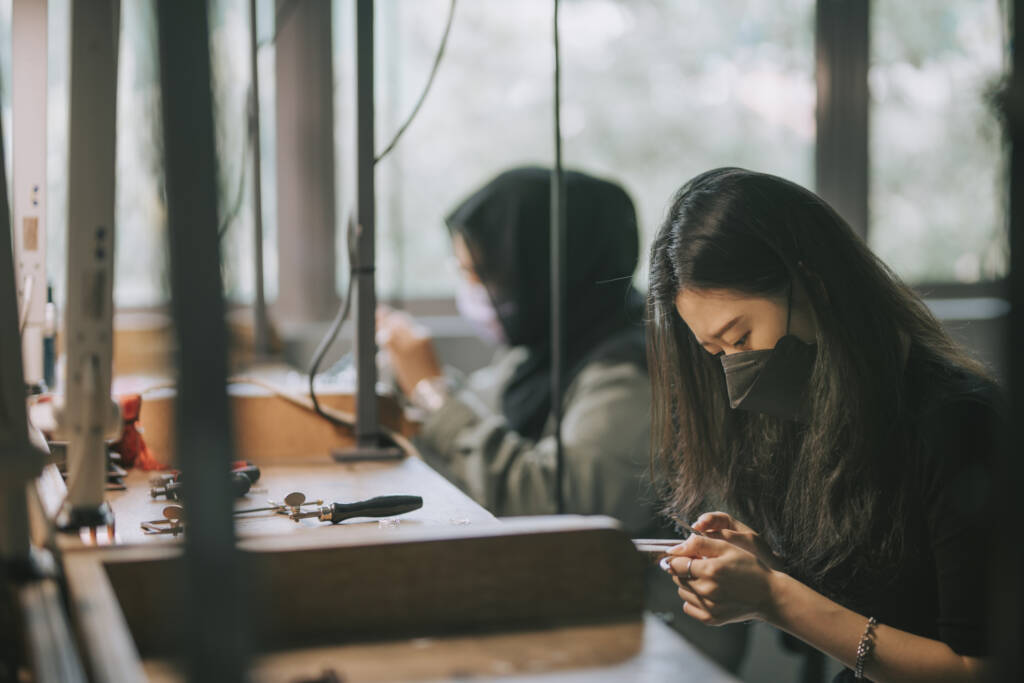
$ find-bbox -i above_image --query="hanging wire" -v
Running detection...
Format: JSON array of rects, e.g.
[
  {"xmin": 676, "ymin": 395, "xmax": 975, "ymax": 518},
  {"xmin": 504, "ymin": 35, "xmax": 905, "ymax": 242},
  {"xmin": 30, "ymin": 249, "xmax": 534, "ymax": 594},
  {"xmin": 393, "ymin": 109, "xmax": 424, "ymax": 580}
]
[
  {"xmin": 306, "ymin": 1, "xmax": 457, "ymax": 436},
  {"xmin": 551, "ymin": 0, "xmax": 566, "ymax": 514},
  {"xmin": 307, "ymin": 216, "xmax": 357, "ymax": 428},
  {"xmin": 219, "ymin": 0, "xmax": 301, "ymax": 241},
  {"xmin": 374, "ymin": 0, "xmax": 456, "ymax": 163}
]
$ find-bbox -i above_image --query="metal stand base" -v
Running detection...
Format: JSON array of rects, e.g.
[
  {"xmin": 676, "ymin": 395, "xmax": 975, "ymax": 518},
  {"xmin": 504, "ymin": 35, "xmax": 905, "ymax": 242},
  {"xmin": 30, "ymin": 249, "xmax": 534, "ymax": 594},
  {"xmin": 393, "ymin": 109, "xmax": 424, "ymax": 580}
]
[
  {"xmin": 55, "ymin": 500, "xmax": 113, "ymax": 533},
  {"xmin": 331, "ymin": 443, "xmax": 403, "ymax": 463}
]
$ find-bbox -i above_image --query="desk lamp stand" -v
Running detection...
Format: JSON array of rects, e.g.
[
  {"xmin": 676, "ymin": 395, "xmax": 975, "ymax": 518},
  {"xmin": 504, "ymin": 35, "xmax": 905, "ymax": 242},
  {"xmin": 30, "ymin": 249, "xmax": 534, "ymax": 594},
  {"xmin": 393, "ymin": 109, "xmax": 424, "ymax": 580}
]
[{"xmin": 333, "ymin": 0, "xmax": 402, "ymax": 463}]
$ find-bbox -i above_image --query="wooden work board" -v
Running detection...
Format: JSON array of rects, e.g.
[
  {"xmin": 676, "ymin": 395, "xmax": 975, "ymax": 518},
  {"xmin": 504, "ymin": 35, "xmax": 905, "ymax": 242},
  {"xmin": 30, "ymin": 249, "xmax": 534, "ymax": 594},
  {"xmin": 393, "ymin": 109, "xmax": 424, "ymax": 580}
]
[
  {"xmin": 110, "ymin": 458, "xmax": 498, "ymax": 546},
  {"xmin": 137, "ymin": 615, "xmax": 734, "ymax": 683},
  {"xmin": 62, "ymin": 519, "xmax": 737, "ymax": 683},
  {"xmin": 26, "ymin": 379, "xmax": 738, "ymax": 682}
]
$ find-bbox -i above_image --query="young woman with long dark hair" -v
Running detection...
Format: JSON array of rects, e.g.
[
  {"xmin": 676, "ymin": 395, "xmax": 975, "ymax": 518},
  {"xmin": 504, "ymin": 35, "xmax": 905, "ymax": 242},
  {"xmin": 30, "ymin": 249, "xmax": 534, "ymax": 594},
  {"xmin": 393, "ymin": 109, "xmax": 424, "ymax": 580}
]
[{"xmin": 650, "ymin": 168, "xmax": 999, "ymax": 681}]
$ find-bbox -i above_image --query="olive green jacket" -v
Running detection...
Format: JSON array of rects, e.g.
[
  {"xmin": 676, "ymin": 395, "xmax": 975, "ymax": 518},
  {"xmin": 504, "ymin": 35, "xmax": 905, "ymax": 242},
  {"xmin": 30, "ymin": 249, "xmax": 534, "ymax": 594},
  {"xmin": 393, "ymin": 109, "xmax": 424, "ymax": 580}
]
[{"xmin": 419, "ymin": 347, "xmax": 659, "ymax": 537}]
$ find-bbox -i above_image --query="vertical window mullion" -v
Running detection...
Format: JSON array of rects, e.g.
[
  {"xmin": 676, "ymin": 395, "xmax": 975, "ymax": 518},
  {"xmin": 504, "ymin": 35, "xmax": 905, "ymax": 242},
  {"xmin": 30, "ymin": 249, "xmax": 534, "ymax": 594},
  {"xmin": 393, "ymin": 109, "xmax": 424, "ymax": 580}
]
[{"xmin": 815, "ymin": 0, "xmax": 870, "ymax": 238}]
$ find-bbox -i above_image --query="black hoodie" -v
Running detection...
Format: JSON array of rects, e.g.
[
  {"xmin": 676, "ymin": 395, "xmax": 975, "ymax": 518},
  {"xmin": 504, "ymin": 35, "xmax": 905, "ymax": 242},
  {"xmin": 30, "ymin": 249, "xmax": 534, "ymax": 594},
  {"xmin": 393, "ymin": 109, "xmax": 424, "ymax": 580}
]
[{"xmin": 445, "ymin": 166, "xmax": 646, "ymax": 440}]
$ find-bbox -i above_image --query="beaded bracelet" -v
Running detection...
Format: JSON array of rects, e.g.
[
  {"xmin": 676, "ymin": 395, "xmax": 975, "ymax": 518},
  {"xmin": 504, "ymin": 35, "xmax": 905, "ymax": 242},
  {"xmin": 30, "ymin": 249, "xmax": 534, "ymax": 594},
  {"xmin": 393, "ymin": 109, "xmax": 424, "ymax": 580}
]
[{"xmin": 854, "ymin": 616, "xmax": 878, "ymax": 679}]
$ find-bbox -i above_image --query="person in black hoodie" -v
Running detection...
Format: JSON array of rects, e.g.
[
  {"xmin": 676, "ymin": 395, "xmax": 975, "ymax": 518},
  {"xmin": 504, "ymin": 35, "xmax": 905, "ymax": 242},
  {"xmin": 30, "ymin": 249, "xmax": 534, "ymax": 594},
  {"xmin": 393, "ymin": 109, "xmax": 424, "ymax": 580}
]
[{"xmin": 378, "ymin": 166, "xmax": 750, "ymax": 672}]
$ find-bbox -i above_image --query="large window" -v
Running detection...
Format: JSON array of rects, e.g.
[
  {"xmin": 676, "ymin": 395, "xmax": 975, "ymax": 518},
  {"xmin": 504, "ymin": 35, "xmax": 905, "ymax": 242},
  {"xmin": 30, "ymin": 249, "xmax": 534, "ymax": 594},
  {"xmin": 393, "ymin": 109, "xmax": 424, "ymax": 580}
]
[
  {"xmin": 869, "ymin": 0, "xmax": 1008, "ymax": 285},
  {"xmin": 352, "ymin": 0, "xmax": 815, "ymax": 300},
  {"xmin": 42, "ymin": 0, "xmax": 276, "ymax": 310},
  {"xmin": 2, "ymin": 1, "xmax": 1010, "ymax": 311},
  {"xmin": 210, "ymin": 0, "xmax": 279, "ymax": 304},
  {"xmin": 46, "ymin": 0, "xmax": 170, "ymax": 309}
]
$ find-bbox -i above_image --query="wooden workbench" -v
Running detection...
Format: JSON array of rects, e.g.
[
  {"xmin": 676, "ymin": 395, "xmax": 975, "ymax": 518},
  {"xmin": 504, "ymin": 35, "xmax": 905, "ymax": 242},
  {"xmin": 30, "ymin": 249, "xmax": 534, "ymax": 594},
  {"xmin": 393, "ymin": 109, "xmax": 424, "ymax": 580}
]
[
  {"xmin": 111, "ymin": 458, "xmax": 498, "ymax": 546},
  {"xmin": 26, "ymin": 382, "xmax": 738, "ymax": 683}
]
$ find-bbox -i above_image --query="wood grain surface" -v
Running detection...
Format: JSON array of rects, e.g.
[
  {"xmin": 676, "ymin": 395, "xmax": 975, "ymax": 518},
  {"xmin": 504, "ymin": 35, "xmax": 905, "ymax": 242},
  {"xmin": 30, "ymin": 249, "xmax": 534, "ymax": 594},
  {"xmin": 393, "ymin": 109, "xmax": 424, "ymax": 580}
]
[
  {"xmin": 99, "ymin": 458, "xmax": 497, "ymax": 547},
  {"xmin": 87, "ymin": 517, "xmax": 643, "ymax": 656},
  {"xmin": 51, "ymin": 517, "xmax": 741, "ymax": 683},
  {"xmin": 131, "ymin": 384, "xmax": 416, "ymax": 467},
  {"xmin": 137, "ymin": 614, "xmax": 737, "ymax": 683},
  {"xmin": 43, "ymin": 379, "xmax": 737, "ymax": 682}
]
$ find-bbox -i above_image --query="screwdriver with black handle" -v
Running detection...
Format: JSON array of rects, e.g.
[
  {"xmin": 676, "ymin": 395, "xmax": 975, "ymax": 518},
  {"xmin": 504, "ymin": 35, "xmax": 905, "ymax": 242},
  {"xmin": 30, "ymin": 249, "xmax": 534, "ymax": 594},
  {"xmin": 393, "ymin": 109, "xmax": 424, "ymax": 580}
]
[{"xmin": 290, "ymin": 494, "xmax": 423, "ymax": 524}]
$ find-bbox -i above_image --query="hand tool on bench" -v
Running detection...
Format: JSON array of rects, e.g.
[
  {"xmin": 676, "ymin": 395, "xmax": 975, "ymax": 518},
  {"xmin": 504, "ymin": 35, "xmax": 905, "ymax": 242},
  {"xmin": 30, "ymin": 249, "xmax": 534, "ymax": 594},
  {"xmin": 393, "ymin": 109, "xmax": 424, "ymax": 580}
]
[
  {"xmin": 150, "ymin": 462, "xmax": 261, "ymax": 487},
  {"xmin": 140, "ymin": 505, "xmax": 185, "ymax": 535},
  {"xmin": 150, "ymin": 469, "xmax": 253, "ymax": 501},
  {"xmin": 233, "ymin": 491, "xmax": 323, "ymax": 517},
  {"xmin": 288, "ymin": 494, "xmax": 423, "ymax": 524}
]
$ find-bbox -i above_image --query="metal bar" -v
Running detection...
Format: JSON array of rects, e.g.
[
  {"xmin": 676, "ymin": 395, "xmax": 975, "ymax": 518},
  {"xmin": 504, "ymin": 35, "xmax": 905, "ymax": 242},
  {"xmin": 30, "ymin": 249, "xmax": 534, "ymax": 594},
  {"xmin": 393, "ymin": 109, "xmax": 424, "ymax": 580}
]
[
  {"xmin": 249, "ymin": 0, "xmax": 269, "ymax": 355},
  {"xmin": 57, "ymin": 0, "xmax": 119, "ymax": 530},
  {"xmin": 996, "ymin": 1, "xmax": 1024, "ymax": 676},
  {"xmin": 815, "ymin": 0, "xmax": 870, "ymax": 237},
  {"xmin": 0, "ymin": 73, "xmax": 42, "ymax": 569},
  {"xmin": 551, "ymin": 0, "xmax": 566, "ymax": 514},
  {"xmin": 354, "ymin": 0, "xmax": 380, "ymax": 447},
  {"xmin": 156, "ymin": 2, "xmax": 247, "ymax": 681},
  {"xmin": 12, "ymin": 0, "xmax": 47, "ymax": 387}
]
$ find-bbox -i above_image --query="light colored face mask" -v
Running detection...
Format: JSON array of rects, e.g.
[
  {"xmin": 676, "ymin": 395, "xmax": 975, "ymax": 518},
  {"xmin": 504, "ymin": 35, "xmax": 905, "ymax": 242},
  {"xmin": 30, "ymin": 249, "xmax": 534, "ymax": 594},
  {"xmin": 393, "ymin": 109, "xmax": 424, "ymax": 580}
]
[{"xmin": 455, "ymin": 279, "xmax": 507, "ymax": 345}]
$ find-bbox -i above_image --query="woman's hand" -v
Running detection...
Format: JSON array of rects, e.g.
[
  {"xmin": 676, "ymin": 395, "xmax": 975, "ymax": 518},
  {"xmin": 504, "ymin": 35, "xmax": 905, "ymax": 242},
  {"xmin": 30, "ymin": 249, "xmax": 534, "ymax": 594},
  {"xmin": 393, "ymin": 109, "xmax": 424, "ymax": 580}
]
[
  {"xmin": 376, "ymin": 307, "xmax": 443, "ymax": 396},
  {"xmin": 692, "ymin": 511, "xmax": 783, "ymax": 572},
  {"xmin": 663, "ymin": 535, "xmax": 779, "ymax": 627}
]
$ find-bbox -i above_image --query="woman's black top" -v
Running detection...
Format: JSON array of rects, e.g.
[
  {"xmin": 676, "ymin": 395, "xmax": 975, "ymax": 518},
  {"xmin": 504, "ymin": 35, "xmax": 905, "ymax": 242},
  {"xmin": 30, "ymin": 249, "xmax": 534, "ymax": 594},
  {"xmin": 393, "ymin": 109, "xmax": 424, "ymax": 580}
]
[{"xmin": 830, "ymin": 349, "xmax": 1000, "ymax": 681}]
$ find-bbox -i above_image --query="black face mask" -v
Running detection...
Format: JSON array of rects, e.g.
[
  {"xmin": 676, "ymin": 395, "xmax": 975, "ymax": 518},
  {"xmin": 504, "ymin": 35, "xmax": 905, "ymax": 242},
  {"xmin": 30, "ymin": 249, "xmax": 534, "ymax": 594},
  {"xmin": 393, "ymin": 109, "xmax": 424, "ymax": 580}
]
[{"xmin": 719, "ymin": 291, "xmax": 817, "ymax": 421}]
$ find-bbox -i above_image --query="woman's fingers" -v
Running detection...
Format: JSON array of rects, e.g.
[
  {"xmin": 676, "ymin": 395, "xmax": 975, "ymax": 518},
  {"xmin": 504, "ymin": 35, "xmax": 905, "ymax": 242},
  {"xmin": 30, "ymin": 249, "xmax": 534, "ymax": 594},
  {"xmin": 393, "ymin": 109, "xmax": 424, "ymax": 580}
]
[
  {"xmin": 692, "ymin": 511, "xmax": 736, "ymax": 534},
  {"xmin": 666, "ymin": 534, "xmax": 732, "ymax": 559},
  {"xmin": 679, "ymin": 593, "xmax": 714, "ymax": 624},
  {"xmin": 676, "ymin": 581, "xmax": 712, "ymax": 607},
  {"xmin": 693, "ymin": 511, "xmax": 757, "ymax": 536},
  {"xmin": 666, "ymin": 555, "xmax": 707, "ymax": 578},
  {"xmin": 375, "ymin": 307, "xmax": 405, "ymax": 346},
  {"xmin": 377, "ymin": 310, "xmax": 430, "ymax": 350},
  {"xmin": 671, "ymin": 572, "xmax": 718, "ymax": 598}
]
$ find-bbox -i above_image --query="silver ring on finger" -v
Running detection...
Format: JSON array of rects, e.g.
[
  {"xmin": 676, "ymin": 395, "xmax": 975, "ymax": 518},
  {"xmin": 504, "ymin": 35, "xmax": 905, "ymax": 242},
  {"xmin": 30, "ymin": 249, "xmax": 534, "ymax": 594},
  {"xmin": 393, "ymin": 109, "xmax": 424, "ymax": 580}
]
[{"xmin": 685, "ymin": 557, "xmax": 695, "ymax": 581}]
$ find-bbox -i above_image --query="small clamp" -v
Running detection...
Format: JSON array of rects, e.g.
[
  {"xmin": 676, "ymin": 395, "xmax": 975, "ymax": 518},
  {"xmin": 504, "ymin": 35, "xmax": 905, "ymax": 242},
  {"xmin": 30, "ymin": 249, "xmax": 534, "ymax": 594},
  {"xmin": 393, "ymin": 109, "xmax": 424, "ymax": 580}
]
[{"xmin": 140, "ymin": 505, "xmax": 185, "ymax": 536}]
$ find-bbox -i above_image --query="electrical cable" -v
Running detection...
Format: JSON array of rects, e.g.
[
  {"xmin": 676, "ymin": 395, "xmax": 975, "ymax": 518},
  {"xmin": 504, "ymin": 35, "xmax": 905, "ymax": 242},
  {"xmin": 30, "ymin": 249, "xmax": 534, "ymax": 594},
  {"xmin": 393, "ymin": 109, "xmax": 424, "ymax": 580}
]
[
  {"xmin": 307, "ymin": 216, "xmax": 357, "ymax": 427},
  {"xmin": 303, "ymin": 0, "xmax": 458, "ymax": 445},
  {"xmin": 219, "ymin": 0, "xmax": 300, "ymax": 241},
  {"xmin": 217, "ymin": 91, "xmax": 251, "ymax": 241},
  {"xmin": 551, "ymin": 0, "xmax": 566, "ymax": 514},
  {"xmin": 374, "ymin": 0, "xmax": 456, "ymax": 164}
]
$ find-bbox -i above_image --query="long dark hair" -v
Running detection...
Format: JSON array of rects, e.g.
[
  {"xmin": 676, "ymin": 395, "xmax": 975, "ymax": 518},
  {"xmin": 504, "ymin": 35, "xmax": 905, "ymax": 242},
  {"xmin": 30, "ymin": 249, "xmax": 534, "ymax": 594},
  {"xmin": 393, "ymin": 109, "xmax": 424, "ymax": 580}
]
[{"xmin": 647, "ymin": 167, "xmax": 988, "ymax": 603}]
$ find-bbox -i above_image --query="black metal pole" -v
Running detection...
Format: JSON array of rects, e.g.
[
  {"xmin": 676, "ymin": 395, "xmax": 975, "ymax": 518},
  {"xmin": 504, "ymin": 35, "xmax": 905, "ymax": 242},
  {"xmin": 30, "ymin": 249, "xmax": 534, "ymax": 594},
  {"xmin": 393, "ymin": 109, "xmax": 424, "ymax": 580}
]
[
  {"xmin": 354, "ymin": 0, "xmax": 380, "ymax": 449},
  {"xmin": 156, "ymin": 3, "xmax": 247, "ymax": 681},
  {"xmin": 996, "ymin": 0, "xmax": 1024, "ymax": 676},
  {"xmin": 814, "ymin": 0, "xmax": 869, "ymax": 238},
  {"xmin": 0, "ymin": 70, "xmax": 44, "ymax": 578},
  {"xmin": 332, "ymin": 0, "xmax": 399, "ymax": 461},
  {"xmin": 249, "ymin": 0, "xmax": 270, "ymax": 356},
  {"xmin": 551, "ymin": 0, "xmax": 566, "ymax": 514}
]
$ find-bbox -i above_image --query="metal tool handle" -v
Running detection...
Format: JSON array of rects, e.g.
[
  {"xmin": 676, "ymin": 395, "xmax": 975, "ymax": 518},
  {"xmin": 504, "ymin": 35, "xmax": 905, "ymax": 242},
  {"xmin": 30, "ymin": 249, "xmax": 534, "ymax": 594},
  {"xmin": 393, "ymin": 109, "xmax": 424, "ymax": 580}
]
[{"xmin": 325, "ymin": 495, "xmax": 423, "ymax": 524}]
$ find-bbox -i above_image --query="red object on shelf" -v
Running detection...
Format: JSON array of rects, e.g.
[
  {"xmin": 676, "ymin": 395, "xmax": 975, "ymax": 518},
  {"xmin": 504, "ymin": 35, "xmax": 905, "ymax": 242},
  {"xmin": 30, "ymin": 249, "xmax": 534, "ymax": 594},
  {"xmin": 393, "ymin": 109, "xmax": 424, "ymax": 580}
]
[{"xmin": 111, "ymin": 394, "xmax": 167, "ymax": 471}]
